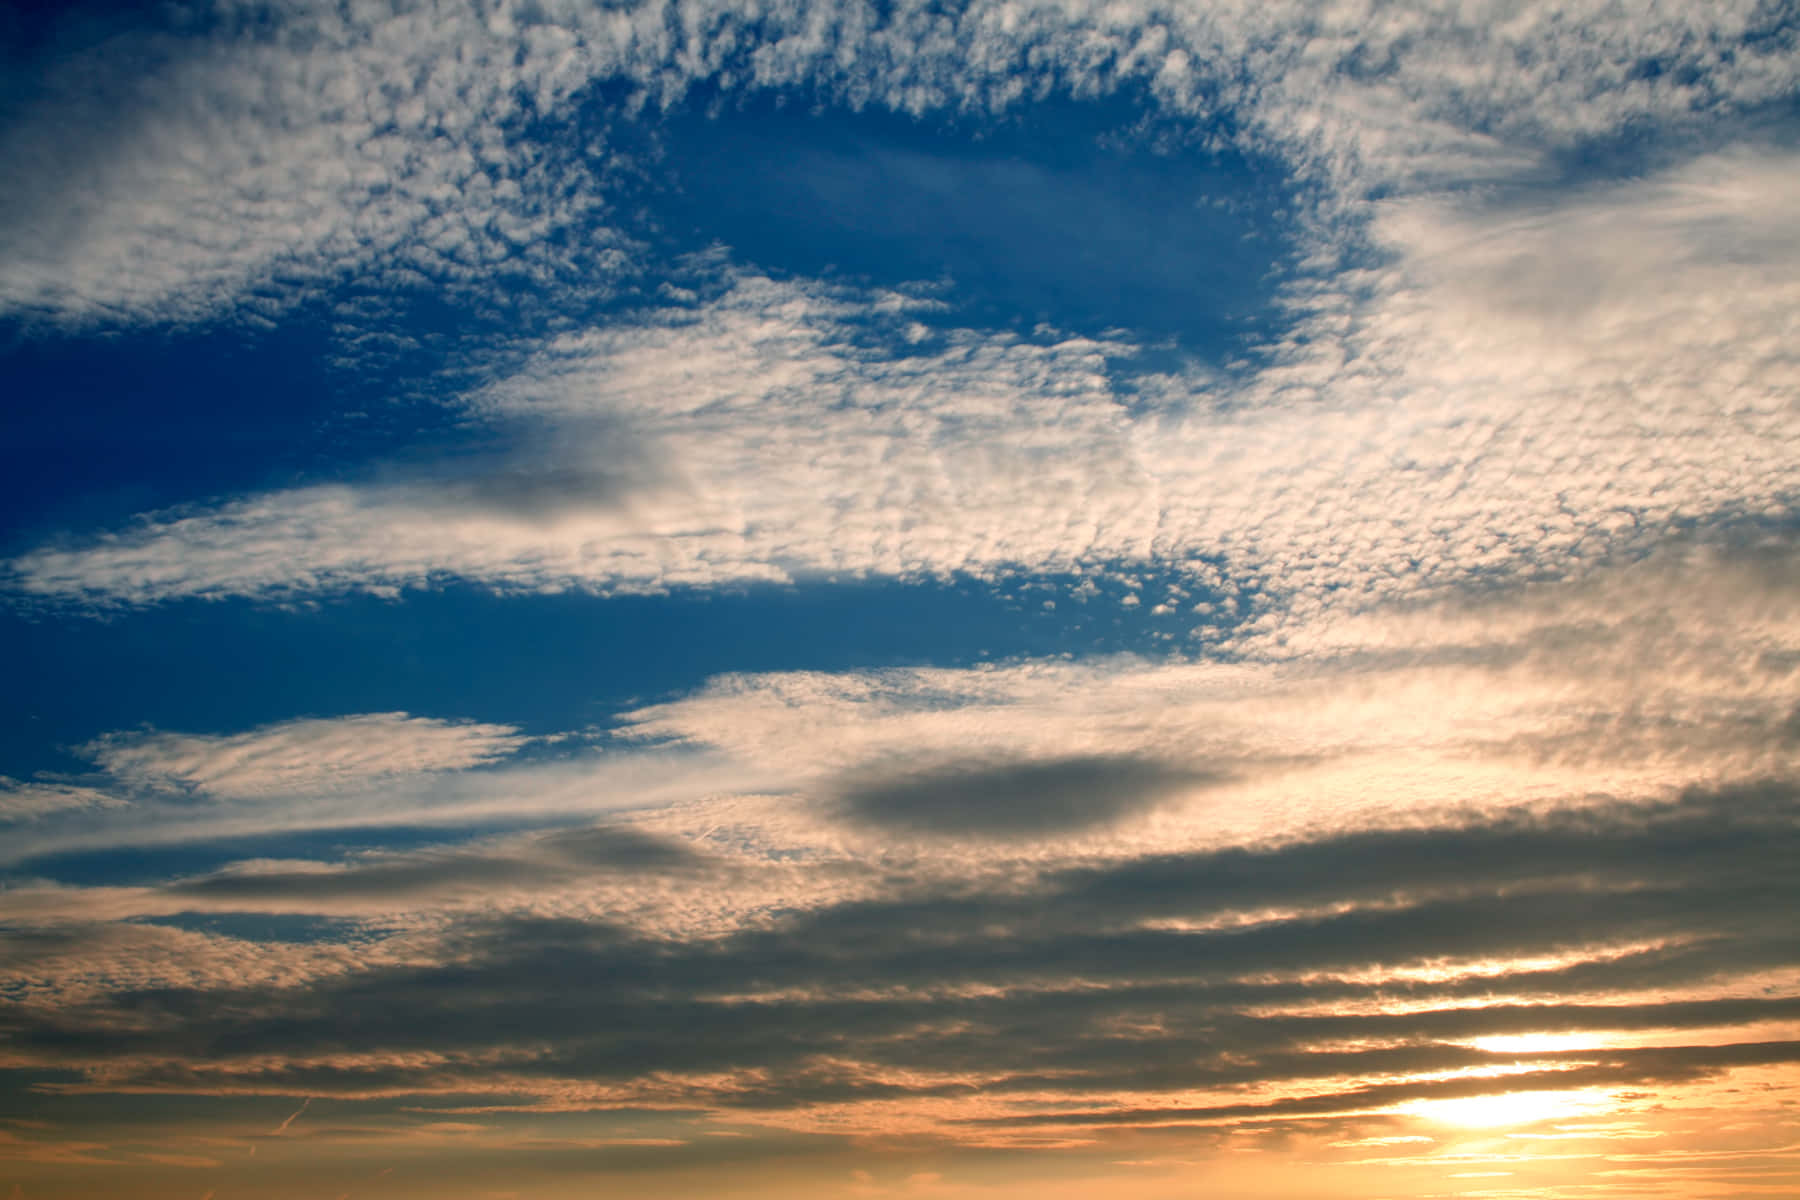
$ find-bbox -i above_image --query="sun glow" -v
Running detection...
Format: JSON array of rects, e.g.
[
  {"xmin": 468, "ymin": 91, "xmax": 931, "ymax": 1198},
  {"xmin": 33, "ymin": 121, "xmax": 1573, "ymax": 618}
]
[
  {"xmin": 1401, "ymin": 1089, "xmax": 1614, "ymax": 1129},
  {"xmin": 1468, "ymin": 1032, "xmax": 1600, "ymax": 1055}
]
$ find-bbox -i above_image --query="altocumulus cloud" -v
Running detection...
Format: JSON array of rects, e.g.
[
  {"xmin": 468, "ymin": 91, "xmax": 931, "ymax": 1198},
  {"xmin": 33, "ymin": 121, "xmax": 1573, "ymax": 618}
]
[
  {"xmin": 9, "ymin": 149, "xmax": 1799, "ymax": 619},
  {"xmin": 3, "ymin": 0, "xmax": 1792, "ymax": 329}
]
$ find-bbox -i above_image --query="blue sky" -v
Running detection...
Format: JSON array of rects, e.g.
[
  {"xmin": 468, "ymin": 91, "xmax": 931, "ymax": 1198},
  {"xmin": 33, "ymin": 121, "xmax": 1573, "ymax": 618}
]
[{"xmin": 3, "ymin": 2, "xmax": 1800, "ymax": 1197}]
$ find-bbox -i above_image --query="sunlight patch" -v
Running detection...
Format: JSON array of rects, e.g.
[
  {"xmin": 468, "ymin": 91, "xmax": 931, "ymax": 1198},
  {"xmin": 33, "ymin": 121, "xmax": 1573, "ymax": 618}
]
[{"xmin": 1400, "ymin": 1089, "xmax": 1616, "ymax": 1130}]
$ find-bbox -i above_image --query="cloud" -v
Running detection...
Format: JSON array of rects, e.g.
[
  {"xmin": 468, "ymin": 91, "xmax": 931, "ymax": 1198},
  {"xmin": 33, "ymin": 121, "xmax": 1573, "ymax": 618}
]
[
  {"xmin": 0, "ymin": 0, "xmax": 629, "ymax": 328},
  {"xmin": 1, "ymin": 563, "xmax": 1795, "ymax": 1165},
  {"xmin": 17, "ymin": 523, "xmax": 1785, "ymax": 881},
  {"xmin": 2, "ymin": 780, "xmax": 1794, "ymax": 1140},
  {"xmin": 2, "ymin": 0, "xmax": 1790, "ymax": 329},
  {"xmin": 0, "ymin": 776, "xmax": 121, "ymax": 821},
  {"xmin": 4, "ymin": 8, "xmax": 1794, "ymax": 643},
  {"xmin": 81, "ymin": 713, "xmax": 530, "ymax": 799},
  {"xmin": 272, "ymin": 1097, "xmax": 310, "ymax": 1135},
  {"xmin": 0, "ymin": 917, "xmax": 395, "ymax": 1005},
  {"xmin": 8, "ymin": 532, "xmax": 1794, "ymax": 925},
  {"xmin": 0, "ymin": 741, "xmax": 759, "ymax": 871},
  {"xmin": 608, "ymin": 537, "xmax": 1800, "ymax": 850},
  {"xmin": 8, "ymin": 138, "xmax": 1798, "ymax": 624}
]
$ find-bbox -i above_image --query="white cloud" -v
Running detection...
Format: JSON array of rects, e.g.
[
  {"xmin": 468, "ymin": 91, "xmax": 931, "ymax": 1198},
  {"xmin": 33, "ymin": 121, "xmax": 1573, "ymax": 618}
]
[
  {"xmin": 10, "ymin": 138, "xmax": 1798, "ymax": 623},
  {"xmin": 5, "ymin": 5, "xmax": 1796, "ymax": 642},
  {"xmin": 0, "ymin": 777, "xmax": 123, "ymax": 821},
  {"xmin": 2, "ymin": 0, "xmax": 1790, "ymax": 325},
  {"xmin": 82, "ymin": 712, "xmax": 529, "ymax": 799},
  {"xmin": 608, "ymin": 535, "xmax": 1800, "ymax": 849},
  {"xmin": 0, "ymin": 0, "xmax": 625, "ymax": 326}
]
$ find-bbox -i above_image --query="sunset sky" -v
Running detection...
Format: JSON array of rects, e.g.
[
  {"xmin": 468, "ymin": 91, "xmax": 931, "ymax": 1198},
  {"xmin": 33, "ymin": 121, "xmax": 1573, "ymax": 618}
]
[{"xmin": 3, "ymin": 1, "xmax": 1800, "ymax": 1197}]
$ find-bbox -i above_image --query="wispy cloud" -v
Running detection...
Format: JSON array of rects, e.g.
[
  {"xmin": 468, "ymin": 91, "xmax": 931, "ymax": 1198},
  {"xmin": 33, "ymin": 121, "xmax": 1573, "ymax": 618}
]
[
  {"xmin": 271, "ymin": 1097, "xmax": 310, "ymax": 1135},
  {"xmin": 0, "ymin": 777, "xmax": 122, "ymax": 822},
  {"xmin": 82, "ymin": 713, "xmax": 530, "ymax": 799}
]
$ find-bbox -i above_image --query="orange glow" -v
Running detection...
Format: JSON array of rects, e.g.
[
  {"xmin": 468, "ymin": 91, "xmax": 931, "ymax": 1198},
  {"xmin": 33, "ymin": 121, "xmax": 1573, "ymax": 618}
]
[{"xmin": 1400, "ymin": 1088, "xmax": 1614, "ymax": 1128}]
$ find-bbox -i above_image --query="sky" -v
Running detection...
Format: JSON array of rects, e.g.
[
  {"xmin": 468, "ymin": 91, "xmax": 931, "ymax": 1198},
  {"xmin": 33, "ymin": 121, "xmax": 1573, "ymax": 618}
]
[{"xmin": 2, "ymin": 1, "xmax": 1799, "ymax": 1197}]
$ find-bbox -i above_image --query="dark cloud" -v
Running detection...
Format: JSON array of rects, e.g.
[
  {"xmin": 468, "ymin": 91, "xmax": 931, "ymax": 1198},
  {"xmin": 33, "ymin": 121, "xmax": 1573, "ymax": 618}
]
[
  {"xmin": 836, "ymin": 754, "xmax": 1220, "ymax": 835},
  {"xmin": 960, "ymin": 1039, "xmax": 1800, "ymax": 1129},
  {"xmin": 1043, "ymin": 777, "xmax": 1800, "ymax": 921},
  {"xmin": 5, "ymin": 779, "xmax": 1796, "ymax": 1131},
  {"xmin": 443, "ymin": 463, "xmax": 646, "ymax": 521},
  {"xmin": 537, "ymin": 825, "xmax": 701, "ymax": 870}
]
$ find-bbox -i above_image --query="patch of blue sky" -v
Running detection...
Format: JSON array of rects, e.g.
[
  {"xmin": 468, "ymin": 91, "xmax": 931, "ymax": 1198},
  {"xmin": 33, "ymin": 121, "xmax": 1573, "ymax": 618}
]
[
  {"xmin": 0, "ymin": 312, "xmax": 421, "ymax": 551},
  {"xmin": 284, "ymin": 74, "xmax": 1307, "ymax": 388},
  {"xmin": 617, "ymin": 85, "xmax": 1306, "ymax": 362},
  {"xmin": 0, "ymin": 564, "xmax": 1245, "ymax": 786},
  {"xmin": 0, "ymin": 262, "xmax": 604, "ymax": 559}
]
